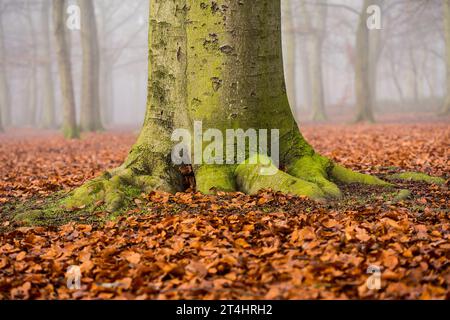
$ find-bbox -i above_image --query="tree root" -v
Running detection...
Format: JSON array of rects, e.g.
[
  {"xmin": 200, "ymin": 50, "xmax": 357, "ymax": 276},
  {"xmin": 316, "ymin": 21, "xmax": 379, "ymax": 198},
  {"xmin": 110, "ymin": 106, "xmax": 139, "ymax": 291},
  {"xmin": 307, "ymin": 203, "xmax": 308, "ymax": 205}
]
[
  {"xmin": 195, "ymin": 153, "xmax": 392, "ymax": 202},
  {"xmin": 387, "ymin": 172, "xmax": 446, "ymax": 185},
  {"xmin": 63, "ymin": 167, "xmax": 177, "ymax": 212}
]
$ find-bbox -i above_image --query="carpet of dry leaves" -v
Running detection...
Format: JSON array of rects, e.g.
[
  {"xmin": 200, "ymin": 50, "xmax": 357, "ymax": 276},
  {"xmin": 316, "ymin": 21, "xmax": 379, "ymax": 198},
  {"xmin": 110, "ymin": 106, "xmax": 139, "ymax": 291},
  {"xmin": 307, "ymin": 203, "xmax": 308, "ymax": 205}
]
[{"xmin": 0, "ymin": 123, "xmax": 448, "ymax": 300}]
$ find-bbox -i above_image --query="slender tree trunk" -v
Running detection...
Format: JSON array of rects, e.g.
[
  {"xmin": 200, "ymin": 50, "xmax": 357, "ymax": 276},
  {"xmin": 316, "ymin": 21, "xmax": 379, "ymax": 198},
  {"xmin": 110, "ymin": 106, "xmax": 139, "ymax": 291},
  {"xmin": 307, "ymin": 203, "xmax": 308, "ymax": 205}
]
[
  {"xmin": 25, "ymin": 10, "xmax": 39, "ymax": 126},
  {"xmin": 300, "ymin": 42, "xmax": 312, "ymax": 111},
  {"xmin": 408, "ymin": 47, "xmax": 419, "ymax": 104},
  {"xmin": 79, "ymin": 0, "xmax": 103, "ymax": 132},
  {"xmin": 354, "ymin": 0, "xmax": 374, "ymax": 123},
  {"xmin": 100, "ymin": 59, "xmax": 113, "ymax": 126},
  {"xmin": 305, "ymin": 3, "xmax": 327, "ymax": 122},
  {"xmin": 41, "ymin": 0, "xmax": 56, "ymax": 129},
  {"xmin": 98, "ymin": 11, "xmax": 113, "ymax": 127},
  {"xmin": 388, "ymin": 49, "xmax": 404, "ymax": 102},
  {"xmin": 53, "ymin": 0, "xmax": 79, "ymax": 139},
  {"xmin": 65, "ymin": 0, "xmax": 388, "ymax": 211},
  {"xmin": 368, "ymin": 28, "xmax": 382, "ymax": 112},
  {"xmin": 309, "ymin": 36, "xmax": 327, "ymax": 121},
  {"xmin": 442, "ymin": 0, "xmax": 450, "ymax": 114},
  {"xmin": 282, "ymin": 0, "xmax": 298, "ymax": 116},
  {"xmin": 0, "ymin": 13, "xmax": 10, "ymax": 130}
]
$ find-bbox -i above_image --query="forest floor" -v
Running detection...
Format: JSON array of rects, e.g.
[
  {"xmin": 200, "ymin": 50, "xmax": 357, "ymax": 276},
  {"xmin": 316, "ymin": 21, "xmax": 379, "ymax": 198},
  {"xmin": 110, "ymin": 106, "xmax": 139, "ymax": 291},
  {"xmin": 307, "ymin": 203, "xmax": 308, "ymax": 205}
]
[{"xmin": 0, "ymin": 122, "xmax": 448, "ymax": 300}]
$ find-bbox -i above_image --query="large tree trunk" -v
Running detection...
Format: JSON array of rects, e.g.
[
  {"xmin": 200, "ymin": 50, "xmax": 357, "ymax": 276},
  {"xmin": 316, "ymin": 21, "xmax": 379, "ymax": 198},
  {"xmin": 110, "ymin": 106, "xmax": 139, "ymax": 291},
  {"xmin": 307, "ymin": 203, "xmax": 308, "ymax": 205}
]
[
  {"xmin": 443, "ymin": 0, "xmax": 450, "ymax": 115},
  {"xmin": 53, "ymin": 0, "xmax": 79, "ymax": 139},
  {"xmin": 79, "ymin": 0, "xmax": 103, "ymax": 132},
  {"xmin": 354, "ymin": 0, "xmax": 375, "ymax": 123},
  {"xmin": 65, "ymin": 0, "xmax": 388, "ymax": 211},
  {"xmin": 41, "ymin": 0, "xmax": 56, "ymax": 129},
  {"xmin": 0, "ymin": 13, "xmax": 10, "ymax": 131}
]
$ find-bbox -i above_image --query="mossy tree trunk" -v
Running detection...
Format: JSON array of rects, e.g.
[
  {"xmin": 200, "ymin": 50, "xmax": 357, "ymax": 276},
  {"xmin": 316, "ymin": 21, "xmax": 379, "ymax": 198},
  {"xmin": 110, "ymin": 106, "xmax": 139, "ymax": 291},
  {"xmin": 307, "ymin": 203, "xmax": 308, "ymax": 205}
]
[
  {"xmin": 0, "ymin": 11, "xmax": 10, "ymax": 131},
  {"xmin": 79, "ymin": 0, "xmax": 103, "ymax": 132},
  {"xmin": 354, "ymin": 0, "xmax": 375, "ymax": 123},
  {"xmin": 443, "ymin": 0, "xmax": 450, "ymax": 115},
  {"xmin": 65, "ymin": 0, "xmax": 389, "ymax": 211},
  {"xmin": 41, "ymin": 0, "xmax": 56, "ymax": 129},
  {"xmin": 53, "ymin": 0, "xmax": 79, "ymax": 139}
]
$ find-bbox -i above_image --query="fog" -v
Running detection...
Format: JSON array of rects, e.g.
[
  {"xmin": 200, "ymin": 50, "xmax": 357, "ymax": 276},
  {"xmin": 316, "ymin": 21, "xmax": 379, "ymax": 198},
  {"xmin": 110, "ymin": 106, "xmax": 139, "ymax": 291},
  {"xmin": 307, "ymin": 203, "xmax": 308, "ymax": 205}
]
[{"xmin": 0, "ymin": 0, "xmax": 447, "ymax": 132}]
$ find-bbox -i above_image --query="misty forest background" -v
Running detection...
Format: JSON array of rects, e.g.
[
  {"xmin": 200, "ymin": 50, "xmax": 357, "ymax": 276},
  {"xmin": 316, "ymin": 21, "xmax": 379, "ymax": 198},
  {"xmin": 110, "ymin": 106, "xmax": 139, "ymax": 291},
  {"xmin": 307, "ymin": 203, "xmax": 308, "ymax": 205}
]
[{"xmin": 0, "ymin": 0, "xmax": 448, "ymax": 134}]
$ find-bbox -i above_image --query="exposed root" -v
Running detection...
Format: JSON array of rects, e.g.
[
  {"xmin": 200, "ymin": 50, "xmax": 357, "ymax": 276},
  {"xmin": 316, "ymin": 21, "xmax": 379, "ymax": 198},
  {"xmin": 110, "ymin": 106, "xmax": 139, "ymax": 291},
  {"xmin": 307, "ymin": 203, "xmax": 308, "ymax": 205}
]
[
  {"xmin": 195, "ymin": 165, "xmax": 237, "ymax": 194},
  {"xmin": 330, "ymin": 164, "xmax": 391, "ymax": 186},
  {"xmin": 387, "ymin": 172, "xmax": 446, "ymax": 185},
  {"xmin": 63, "ymin": 167, "xmax": 178, "ymax": 212},
  {"xmin": 195, "ymin": 153, "xmax": 392, "ymax": 202},
  {"xmin": 64, "ymin": 152, "xmax": 399, "ymax": 211},
  {"xmin": 235, "ymin": 155, "xmax": 326, "ymax": 201},
  {"xmin": 287, "ymin": 155, "xmax": 342, "ymax": 198}
]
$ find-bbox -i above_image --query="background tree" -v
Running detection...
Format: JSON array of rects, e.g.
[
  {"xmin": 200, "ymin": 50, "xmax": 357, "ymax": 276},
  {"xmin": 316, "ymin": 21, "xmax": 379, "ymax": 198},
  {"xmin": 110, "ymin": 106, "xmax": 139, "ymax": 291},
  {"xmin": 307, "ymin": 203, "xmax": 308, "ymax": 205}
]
[
  {"xmin": 79, "ymin": 0, "xmax": 103, "ymax": 132},
  {"xmin": 443, "ymin": 0, "xmax": 450, "ymax": 115},
  {"xmin": 282, "ymin": 0, "xmax": 298, "ymax": 115},
  {"xmin": 53, "ymin": 0, "xmax": 78, "ymax": 139},
  {"xmin": 0, "ymin": 7, "xmax": 10, "ymax": 131},
  {"xmin": 40, "ymin": 0, "xmax": 56, "ymax": 129},
  {"xmin": 354, "ymin": 0, "xmax": 374, "ymax": 123},
  {"xmin": 25, "ymin": 4, "xmax": 39, "ymax": 126},
  {"xmin": 301, "ymin": 0, "xmax": 328, "ymax": 121}
]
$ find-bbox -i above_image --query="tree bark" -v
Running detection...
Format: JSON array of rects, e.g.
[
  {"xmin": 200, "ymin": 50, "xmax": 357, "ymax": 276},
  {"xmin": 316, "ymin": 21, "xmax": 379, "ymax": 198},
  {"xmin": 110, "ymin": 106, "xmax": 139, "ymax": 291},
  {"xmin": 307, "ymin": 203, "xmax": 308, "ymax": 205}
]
[
  {"xmin": 354, "ymin": 0, "xmax": 375, "ymax": 123},
  {"xmin": 41, "ymin": 0, "xmax": 56, "ymax": 129},
  {"xmin": 53, "ymin": 0, "xmax": 79, "ymax": 139},
  {"xmin": 79, "ymin": 0, "xmax": 103, "ymax": 132},
  {"xmin": 443, "ymin": 0, "xmax": 450, "ymax": 114},
  {"xmin": 64, "ymin": 0, "xmax": 388, "ymax": 211}
]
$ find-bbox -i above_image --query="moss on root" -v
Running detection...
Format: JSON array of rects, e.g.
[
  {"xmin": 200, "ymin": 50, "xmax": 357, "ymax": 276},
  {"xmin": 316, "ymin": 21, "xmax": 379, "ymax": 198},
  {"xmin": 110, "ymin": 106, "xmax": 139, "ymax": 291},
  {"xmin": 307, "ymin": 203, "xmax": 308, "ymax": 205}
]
[
  {"xmin": 393, "ymin": 189, "xmax": 412, "ymax": 202},
  {"xmin": 287, "ymin": 155, "xmax": 342, "ymax": 198},
  {"xmin": 331, "ymin": 164, "xmax": 392, "ymax": 186},
  {"xmin": 387, "ymin": 172, "xmax": 446, "ymax": 185},
  {"xmin": 195, "ymin": 165, "xmax": 237, "ymax": 194},
  {"xmin": 7, "ymin": 192, "xmax": 107, "ymax": 228},
  {"xmin": 194, "ymin": 154, "xmax": 393, "ymax": 203},
  {"xmin": 62, "ymin": 167, "xmax": 175, "ymax": 212},
  {"xmin": 235, "ymin": 155, "xmax": 326, "ymax": 201}
]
